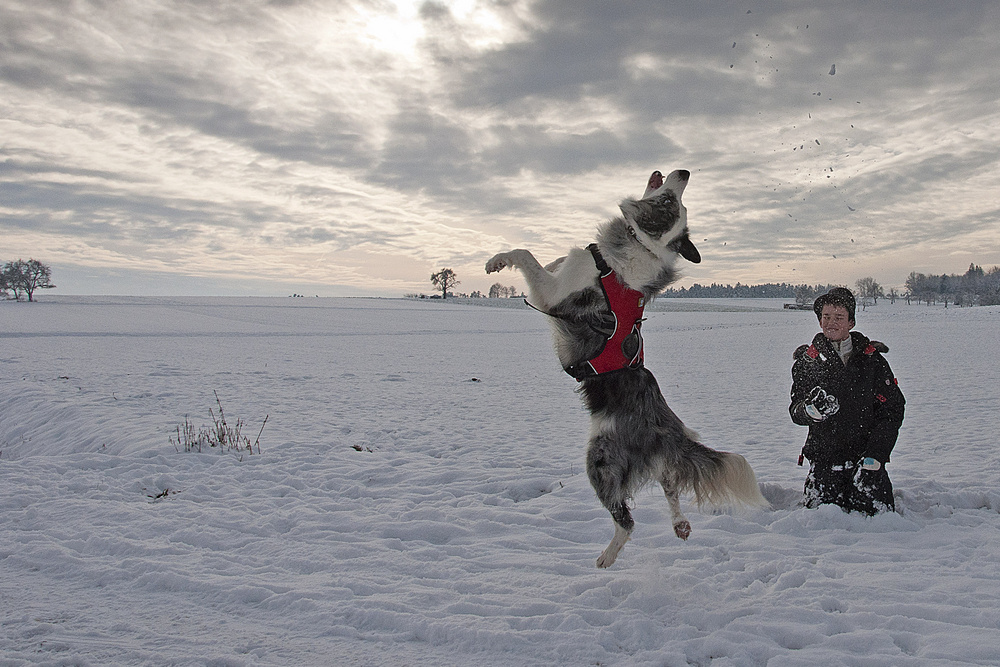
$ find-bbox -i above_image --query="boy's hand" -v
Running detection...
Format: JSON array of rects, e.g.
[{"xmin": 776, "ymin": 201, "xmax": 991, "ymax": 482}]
[{"xmin": 804, "ymin": 386, "xmax": 840, "ymax": 421}]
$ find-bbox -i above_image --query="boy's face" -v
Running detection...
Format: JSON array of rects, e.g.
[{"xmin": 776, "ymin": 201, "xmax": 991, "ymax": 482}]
[{"xmin": 820, "ymin": 304, "xmax": 853, "ymax": 342}]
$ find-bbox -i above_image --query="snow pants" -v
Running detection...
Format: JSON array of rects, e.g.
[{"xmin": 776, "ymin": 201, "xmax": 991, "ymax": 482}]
[{"xmin": 804, "ymin": 460, "xmax": 895, "ymax": 516}]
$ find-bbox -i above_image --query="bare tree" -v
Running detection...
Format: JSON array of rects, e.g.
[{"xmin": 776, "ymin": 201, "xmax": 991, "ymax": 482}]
[
  {"xmin": 982, "ymin": 267, "xmax": 1000, "ymax": 305},
  {"xmin": 2, "ymin": 259, "xmax": 56, "ymax": 302},
  {"xmin": 855, "ymin": 276, "xmax": 883, "ymax": 309},
  {"xmin": 430, "ymin": 268, "xmax": 459, "ymax": 299},
  {"xmin": 794, "ymin": 284, "xmax": 815, "ymax": 306},
  {"xmin": 904, "ymin": 271, "xmax": 922, "ymax": 304},
  {"xmin": 22, "ymin": 259, "xmax": 56, "ymax": 302},
  {"xmin": 1, "ymin": 261, "xmax": 21, "ymax": 300}
]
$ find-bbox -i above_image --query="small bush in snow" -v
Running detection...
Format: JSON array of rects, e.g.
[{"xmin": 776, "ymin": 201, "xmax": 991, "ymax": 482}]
[{"xmin": 171, "ymin": 391, "xmax": 267, "ymax": 457}]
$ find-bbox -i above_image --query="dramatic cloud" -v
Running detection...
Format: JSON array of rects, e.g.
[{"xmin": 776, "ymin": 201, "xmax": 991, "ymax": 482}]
[{"xmin": 2, "ymin": 0, "xmax": 998, "ymax": 295}]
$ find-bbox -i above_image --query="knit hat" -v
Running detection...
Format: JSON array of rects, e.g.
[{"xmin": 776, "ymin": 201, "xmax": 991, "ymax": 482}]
[{"xmin": 813, "ymin": 287, "xmax": 856, "ymax": 323}]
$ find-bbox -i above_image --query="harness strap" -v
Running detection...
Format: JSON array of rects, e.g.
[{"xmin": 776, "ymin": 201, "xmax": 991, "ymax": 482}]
[
  {"xmin": 588, "ymin": 243, "xmax": 612, "ymax": 276},
  {"xmin": 522, "ymin": 297, "xmax": 616, "ymax": 337}
]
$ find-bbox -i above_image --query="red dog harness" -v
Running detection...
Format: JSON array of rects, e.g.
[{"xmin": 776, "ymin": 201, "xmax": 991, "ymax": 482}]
[{"xmin": 565, "ymin": 245, "xmax": 646, "ymax": 381}]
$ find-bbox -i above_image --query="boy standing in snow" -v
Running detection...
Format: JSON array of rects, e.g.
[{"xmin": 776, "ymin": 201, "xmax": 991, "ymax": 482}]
[{"xmin": 789, "ymin": 287, "xmax": 905, "ymax": 515}]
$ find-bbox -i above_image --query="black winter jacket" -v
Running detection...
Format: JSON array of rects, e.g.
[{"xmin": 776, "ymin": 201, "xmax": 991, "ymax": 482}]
[{"xmin": 790, "ymin": 331, "xmax": 905, "ymax": 465}]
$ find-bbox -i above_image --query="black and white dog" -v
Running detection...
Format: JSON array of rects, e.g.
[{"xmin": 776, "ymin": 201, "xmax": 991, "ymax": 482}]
[{"xmin": 486, "ymin": 169, "xmax": 768, "ymax": 568}]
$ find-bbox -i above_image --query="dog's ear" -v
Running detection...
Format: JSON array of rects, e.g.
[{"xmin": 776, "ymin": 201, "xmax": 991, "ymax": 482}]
[
  {"xmin": 642, "ymin": 170, "xmax": 664, "ymax": 199},
  {"xmin": 676, "ymin": 232, "xmax": 701, "ymax": 263}
]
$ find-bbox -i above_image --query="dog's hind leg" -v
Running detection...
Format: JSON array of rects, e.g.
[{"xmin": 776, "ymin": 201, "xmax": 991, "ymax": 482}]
[
  {"xmin": 587, "ymin": 435, "xmax": 635, "ymax": 568},
  {"xmin": 660, "ymin": 478, "xmax": 691, "ymax": 540},
  {"xmin": 597, "ymin": 508, "xmax": 632, "ymax": 569}
]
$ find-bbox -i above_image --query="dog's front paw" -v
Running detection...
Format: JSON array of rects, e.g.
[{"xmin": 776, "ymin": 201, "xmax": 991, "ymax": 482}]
[
  {"xmin": 485, "ymin": 253, "xmax": 510, "ymax": 274},
  {"xmin": 596, "ymin": 524, "xmax": 631, "ymax": 568},
  {"xmin": 673, "ymin": 520, "xmax": 691, "ymax": 541},
  {"xmin": 596, "ymin": 549, "xmax": 618, "ymax": 569}
]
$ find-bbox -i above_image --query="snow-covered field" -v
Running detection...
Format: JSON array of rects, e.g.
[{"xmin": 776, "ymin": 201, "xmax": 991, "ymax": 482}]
[{"xmin": 2, "ymin": 296, "xmax": 999, "ymax": 666}]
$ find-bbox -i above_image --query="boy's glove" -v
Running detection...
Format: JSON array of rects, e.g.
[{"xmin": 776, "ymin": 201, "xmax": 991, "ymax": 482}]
[
  {"xmin": 861, "ymin": 457, "xmax": 881, "ymax": 471},
  {"xmin": 804, "ymin": 386, "xmax": 840, "ymax": 421}
]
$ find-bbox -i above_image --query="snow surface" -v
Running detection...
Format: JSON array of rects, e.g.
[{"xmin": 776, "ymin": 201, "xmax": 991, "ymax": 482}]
[{"xmin": 2, "ymin": 295, "xmax": 999, "ymax": 666}]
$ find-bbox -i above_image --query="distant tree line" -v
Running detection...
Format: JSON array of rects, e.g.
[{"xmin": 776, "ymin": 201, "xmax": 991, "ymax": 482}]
[
  {"xmin": 1, "ymin": 259, "xmax": 55, "ymax": 302},
  {"xmin": 411, "ymin": 264, "xmax": 1000, "ymax": 307},
  {"xmin": 487, "ymin": 283, "xmax": 523, "ymax": 298},
  {"xmin": 904, "ymin": 264, "xmax": 1000, "ymax": 307},
  {"xmin": 659, "ymin": 264, "xmax": 1000, "ymax": 308},
  {"xmin": 660, "ymin": 282, "xmax": 839, "ymax": 299}
]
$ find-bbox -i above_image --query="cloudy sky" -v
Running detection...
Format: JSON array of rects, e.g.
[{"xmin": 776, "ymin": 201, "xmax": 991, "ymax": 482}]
[{"xmin": 3, "ymin": 0, "xmax": 998, "ymax": 297}]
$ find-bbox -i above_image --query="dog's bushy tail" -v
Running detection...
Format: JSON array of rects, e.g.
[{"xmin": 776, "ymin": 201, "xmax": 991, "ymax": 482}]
[{"xmin": 681, "ymin": 444, "xmax": 770, "ymax": 511}]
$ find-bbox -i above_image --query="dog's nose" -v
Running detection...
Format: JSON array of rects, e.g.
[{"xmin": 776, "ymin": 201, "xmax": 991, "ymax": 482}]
[{"xmin": 677, "ymin": 170, "xmax": 690, "ymax": 181}]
